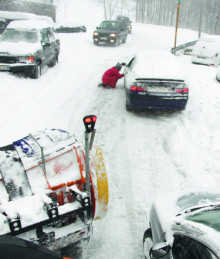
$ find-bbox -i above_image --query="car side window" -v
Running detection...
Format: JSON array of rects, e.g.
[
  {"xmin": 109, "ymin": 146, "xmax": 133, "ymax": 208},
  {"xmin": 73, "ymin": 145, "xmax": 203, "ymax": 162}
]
[
  {"xmin": 40, "ymin": 29, "xmax": 49, "ymax": 44},
  {"xmin": 119, "ymin": 22, "xmax": 125, "ymax": 30},
  {"xmin": 172, "ymin": 235, "xmax": 218, "ymax": 259},
  {"xmin": 127, "ymin": 57, "xmax": 135, "ymax": 71},
  {"xmin": 47, "ymin": 29, "xmax": 55, "ymax": 42}
]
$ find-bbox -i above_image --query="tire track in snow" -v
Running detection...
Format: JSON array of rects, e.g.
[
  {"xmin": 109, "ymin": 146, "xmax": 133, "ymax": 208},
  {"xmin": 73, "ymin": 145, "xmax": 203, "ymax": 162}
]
[{"xmin": 84, "ymin": 86, "xmax": 143, "ymax": 259}]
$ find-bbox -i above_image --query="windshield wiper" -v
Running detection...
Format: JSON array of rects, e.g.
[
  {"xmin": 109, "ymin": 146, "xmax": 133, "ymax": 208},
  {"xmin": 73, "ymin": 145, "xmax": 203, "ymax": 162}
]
[{"xmin": 176, "ymin": 204, "xmax": 220, "ymax": 216}]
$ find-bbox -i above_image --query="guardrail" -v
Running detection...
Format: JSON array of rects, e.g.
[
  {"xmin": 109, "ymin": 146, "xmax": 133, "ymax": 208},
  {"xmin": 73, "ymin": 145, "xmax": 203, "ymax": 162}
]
[{"xmin": 171, "ymin": 40, "xmax": 197, "ymax": 55}]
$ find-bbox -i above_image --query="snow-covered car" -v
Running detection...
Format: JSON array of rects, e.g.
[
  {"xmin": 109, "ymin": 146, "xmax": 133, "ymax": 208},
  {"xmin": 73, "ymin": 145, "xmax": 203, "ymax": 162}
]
[
  {"xmin": 54, "ymin": 21, "xmax": 86, "ymax": 33},
  {"xmin": 124, "ymin": 51, "xmax": 189, "ymax": 111},
  {"xmin": 143, "ymin": 190, "xmax": 220, "ymax": 259},
  {"xmin": 0, "ymin": 19, "xmax": 60, "ymax": 78},
  {"xmin": 191, "ymin": 36, "xmax": 220, "ymax": 67},
  {"xmin": 216, "ymin": 67, "xmax": 220, "ymax": 82},
  {"xmin": 0, "ymin": 10, "xmax": 54, "ymax": 34},
  {"xmin": 116, "ymin": 15, "xmax": 132, "ymax": 34}
]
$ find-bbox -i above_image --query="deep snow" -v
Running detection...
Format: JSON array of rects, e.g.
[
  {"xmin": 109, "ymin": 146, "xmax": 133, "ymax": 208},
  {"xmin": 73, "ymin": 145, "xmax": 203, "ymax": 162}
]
[{"xmin": 1, "ymin": 0, "xmax": 220, "ymax": 258}]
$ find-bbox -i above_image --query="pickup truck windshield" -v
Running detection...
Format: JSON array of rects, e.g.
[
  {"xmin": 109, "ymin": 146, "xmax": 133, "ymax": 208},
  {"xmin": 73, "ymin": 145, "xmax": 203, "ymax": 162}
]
[{"xmin": 1, "ymin": 29, "xmax": 38, "ymax": 43}]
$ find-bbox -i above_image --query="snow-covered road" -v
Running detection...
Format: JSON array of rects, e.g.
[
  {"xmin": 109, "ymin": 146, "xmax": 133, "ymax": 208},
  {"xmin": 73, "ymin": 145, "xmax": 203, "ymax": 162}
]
[{"xmin": 1, "ymin": 13, "xmax": 220, "ymax": 259}]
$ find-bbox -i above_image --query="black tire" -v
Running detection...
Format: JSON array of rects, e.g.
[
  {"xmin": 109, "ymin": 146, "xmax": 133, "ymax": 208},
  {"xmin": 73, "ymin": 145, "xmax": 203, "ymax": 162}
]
[
  {"xmin": 114, "ymin": 38, "xmax": 119, "ymax": 47},
  {"xmin": 94, "ymin": 40, "xmax": 99, "ymax": 46},
  {"xmin": 60, "ymin": 241, "xmax": 82, "ymax": 258},
  {"xmin": 122, "ymin": 37, "xmax": 127, "ymax": 43},
  {"xmin": 48, "ymin": 54, "xmax": 57, "ymax": 67},
  {"xmin": 31, "ymin": 63, "xmax": 41, "ymax": 79},
  {"xmin": 126, "ymin": 100, "xmax": 132, "ymax": 111},
  {"xmin": 143, "ymin": 228, "xmax": 153, "ymax": 259}
]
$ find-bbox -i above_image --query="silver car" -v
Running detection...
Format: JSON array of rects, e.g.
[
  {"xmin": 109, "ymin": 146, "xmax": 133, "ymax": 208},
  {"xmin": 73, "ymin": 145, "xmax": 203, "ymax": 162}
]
[
  {"xmin": 191, "ymin": 36, "xmax": 220, "ymax": 67},
  {"xmin": 143, "ymin": 190, "xmax": 220, "ymax": 259}
]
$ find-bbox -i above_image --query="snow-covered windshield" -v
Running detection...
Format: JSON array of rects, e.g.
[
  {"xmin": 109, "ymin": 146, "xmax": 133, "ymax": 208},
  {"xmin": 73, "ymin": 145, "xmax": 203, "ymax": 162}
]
[
  {"xmin": 1, "ymin": 29, "xmax": 38, "ymax": 43},
  {"xmin": 185, "ymin": 208, "xmax": 220, "ymax": 232}
]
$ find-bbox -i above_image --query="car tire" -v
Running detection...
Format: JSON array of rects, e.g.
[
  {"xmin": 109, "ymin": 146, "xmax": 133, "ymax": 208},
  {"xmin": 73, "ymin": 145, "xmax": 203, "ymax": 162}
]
[
  {"xmin": 122, "ymin": 37, "xmax": 127, "ymax": 43},
  {"xmin": 94, "ymin": 41, "xmax": 99, "ymax": 46},
  {"xmin": 114, "ymin": 38, "xmax": 119, "ymax": 47},
  {"xmin": 31, "ymin": 63, "xmax": 41, "ymax": 79},
  {"xmin": 143, "ymin": 228, "xmax": 153, "ymax": 259},
  {"xmin": 126, "ymin": 100, "xmax": 132, "ymax": 111},
  {"xmin": 48, "ymin": 54, "xmax": 57, "ymax": 67}
]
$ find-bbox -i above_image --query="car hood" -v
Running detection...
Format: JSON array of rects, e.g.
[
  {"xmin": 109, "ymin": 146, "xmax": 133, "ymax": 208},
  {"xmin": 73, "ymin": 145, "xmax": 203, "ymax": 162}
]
[
  {"xmin": 95, "ymin": 28, "xmax": 119, "ymax": 34},
  {"xmin": 152, "ymin": 189, "xmax": 220, "ymax": 244},
  {"xmin": 154, "ymin": 190, "xmax": 220, "ymax": 217},
  {"xmin": 0, "ymin": 41, "xmax": 41, "ymax": 56}
]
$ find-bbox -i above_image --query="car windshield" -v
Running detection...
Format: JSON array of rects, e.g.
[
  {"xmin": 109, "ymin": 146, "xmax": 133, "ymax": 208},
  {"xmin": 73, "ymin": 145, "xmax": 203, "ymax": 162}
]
[
  {"xmin": 99, "ymin": 21, "xmax": 119, "ymax": 30},
  {"xmin": 1, "ymin": 29, "xmax": 38, "ymax": 43},
  {"xmin": 185, "ymin": 207, "xmax": 220, "ymax": 232}
]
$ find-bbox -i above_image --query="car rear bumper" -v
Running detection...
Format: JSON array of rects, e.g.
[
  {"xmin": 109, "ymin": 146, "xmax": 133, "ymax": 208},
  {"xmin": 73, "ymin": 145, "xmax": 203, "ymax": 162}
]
[
  {"xmin": 191, "ymin": 56, "xmax": 218, "ymax": 66},
  {"xmin": 126, "ymin": 92, "xmax": 188, "ymax": 110}
]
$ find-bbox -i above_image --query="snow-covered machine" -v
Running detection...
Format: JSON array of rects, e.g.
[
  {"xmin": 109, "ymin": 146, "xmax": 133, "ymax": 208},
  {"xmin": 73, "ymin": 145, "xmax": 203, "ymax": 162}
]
[{"xmin": 0, "ymin": 115, "xmax": 108, "ymax": 254}]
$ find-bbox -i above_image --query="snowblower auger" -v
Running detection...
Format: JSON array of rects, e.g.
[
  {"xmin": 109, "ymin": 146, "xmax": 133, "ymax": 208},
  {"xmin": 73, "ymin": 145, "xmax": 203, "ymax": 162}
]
[{"xmin": 0, "ymin": 115, "xmax": 108, "ymax": 254}]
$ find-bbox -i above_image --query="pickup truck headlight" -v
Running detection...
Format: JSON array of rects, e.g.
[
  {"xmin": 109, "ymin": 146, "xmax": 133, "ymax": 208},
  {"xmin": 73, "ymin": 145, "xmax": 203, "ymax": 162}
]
[
  {"xmin": 93, "ymin": 32, "xmax": 99, "ymax": 36},
  {"xmin": 19, "ymin": 56, "xmax": 34, "ymax": 64},
  {"xmin": 110, "ymin": 33, "xmax": 117, "ymax": 37}
]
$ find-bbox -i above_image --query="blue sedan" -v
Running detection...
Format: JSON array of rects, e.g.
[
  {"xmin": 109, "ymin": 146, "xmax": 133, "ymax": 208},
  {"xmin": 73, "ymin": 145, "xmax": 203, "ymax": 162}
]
[{"xmin": 124, "ymin": 51, "xmax": 189, "ymax": 111}]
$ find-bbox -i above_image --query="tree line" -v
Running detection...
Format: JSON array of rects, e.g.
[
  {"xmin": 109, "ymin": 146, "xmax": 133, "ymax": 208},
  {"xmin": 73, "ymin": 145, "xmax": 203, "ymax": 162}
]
[{"xmin": 98, "ymin": 0, "xmax": 220, "ymax": 35}]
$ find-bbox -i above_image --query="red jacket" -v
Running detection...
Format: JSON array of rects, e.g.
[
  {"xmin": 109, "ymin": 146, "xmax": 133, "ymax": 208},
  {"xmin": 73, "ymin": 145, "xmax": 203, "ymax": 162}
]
[{"xmin": 102, "ymin": 67, "xmax": 124, "ymax": 88}]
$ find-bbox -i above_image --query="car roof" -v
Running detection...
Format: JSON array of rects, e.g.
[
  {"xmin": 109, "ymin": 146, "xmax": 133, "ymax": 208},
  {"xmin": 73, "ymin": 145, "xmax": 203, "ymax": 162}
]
[
  {"xmin": 130, "ymin": 51, "xmax": 185, "ymax": 81},
  {"xmin": 0, "ymin": 10, "xmax": 53, "ymax": 24},
  {"xmin": 116, "ymin": 15, "xmax": 130, "ymax": 19},
  {"xmin": 192, "ymin": 36, "xmax": 220, "ymax": 56},
  {"xmin": 102, "ymin": 20, "xmax": 121, "ymax": 24},
  {"xmin": 6, "ymin": 19, "xmax": 53, "ymax": 30}
]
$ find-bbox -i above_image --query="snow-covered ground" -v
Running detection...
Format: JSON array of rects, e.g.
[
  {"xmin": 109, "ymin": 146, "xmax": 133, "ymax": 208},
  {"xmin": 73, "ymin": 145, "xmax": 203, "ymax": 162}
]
[{"xmin": 1, "ymin": 1, "xmax": 220, "ymax": 258}]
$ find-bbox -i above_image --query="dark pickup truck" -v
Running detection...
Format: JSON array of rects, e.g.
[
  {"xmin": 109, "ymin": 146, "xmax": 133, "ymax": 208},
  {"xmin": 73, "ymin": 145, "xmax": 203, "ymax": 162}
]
[
  {"xmin": 0, "ymin": 19, "xmax": 60, "ymax": 79},
  {"xmin": 93, "ymin": 20, "xmax": 128, "ymax": 46}
]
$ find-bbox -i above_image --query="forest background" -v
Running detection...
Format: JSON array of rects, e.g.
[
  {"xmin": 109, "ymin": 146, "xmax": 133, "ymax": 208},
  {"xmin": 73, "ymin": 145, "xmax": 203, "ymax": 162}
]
[{"xmin": 99, "ymin": 0, "xmax": 220, "ymax": 35}]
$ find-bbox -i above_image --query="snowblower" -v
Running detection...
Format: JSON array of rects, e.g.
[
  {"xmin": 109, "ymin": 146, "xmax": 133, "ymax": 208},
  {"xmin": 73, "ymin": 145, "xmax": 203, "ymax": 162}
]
[{"xmin": 0, "ymin": 115, "xmax": 108, "ymax": 254}]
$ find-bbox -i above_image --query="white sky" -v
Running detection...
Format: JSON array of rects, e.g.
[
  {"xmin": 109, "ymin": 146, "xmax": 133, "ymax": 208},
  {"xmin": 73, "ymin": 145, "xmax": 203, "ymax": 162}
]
[{"xmin": 1, "ymin": 0, "xmax": 220, "ymax": 258}]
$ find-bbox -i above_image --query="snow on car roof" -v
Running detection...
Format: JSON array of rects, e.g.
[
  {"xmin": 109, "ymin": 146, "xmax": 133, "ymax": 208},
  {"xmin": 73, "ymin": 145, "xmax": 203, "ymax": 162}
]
[
  {"xmin": 6, "ymin": 19, "xmax": 53, "ymax": 30},
  {"xmin": 198, "ymin": 35, "xmax": 220, "ymax": 42},
  {"xmin": 192, "ymin": 36, "xmax": 220, "ymax": 57},
  {"xmin": 0, "ymin": 10, "xmax": 53, "ymax": 24},
  {"xmin": 0, "ymin": 10, "xmax": 38, "ymax": 20},
  {"xmin": 132, "ymin": 51, "xmax": 185, "ymax": 81}
]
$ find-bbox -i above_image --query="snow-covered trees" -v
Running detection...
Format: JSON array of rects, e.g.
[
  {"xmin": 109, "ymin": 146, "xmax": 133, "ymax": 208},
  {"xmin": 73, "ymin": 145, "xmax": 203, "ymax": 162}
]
[{"xmin": 98, "ymin": 0, "xmax": 220, "ymax": 35}]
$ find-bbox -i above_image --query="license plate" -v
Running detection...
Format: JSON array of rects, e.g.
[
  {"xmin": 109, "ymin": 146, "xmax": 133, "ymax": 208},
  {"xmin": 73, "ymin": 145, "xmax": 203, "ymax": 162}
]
[
  {"xmin": 0, "ymin": 65, "xmax": 10, "ymax": 71},
  {"xmin": 148, "ymin": 86, "xmax": 173, "ymax": 92},
  {"xmin": 100, "ymin": 37, "xmax": 107, "ymax": 40}
]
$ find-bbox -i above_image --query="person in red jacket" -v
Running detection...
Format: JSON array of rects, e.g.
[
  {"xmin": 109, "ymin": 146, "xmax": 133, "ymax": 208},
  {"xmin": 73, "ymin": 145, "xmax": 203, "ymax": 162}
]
[{"xmin": 99, "ymin": 63, "xmax": 124, "ymax": 88}]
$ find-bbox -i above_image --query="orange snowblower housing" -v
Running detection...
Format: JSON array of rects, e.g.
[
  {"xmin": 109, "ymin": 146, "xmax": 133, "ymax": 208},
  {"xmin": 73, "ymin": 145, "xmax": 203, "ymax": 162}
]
[{"xmin": 0, "ymin": 122, "xmax": 108, "ymax": 252}]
